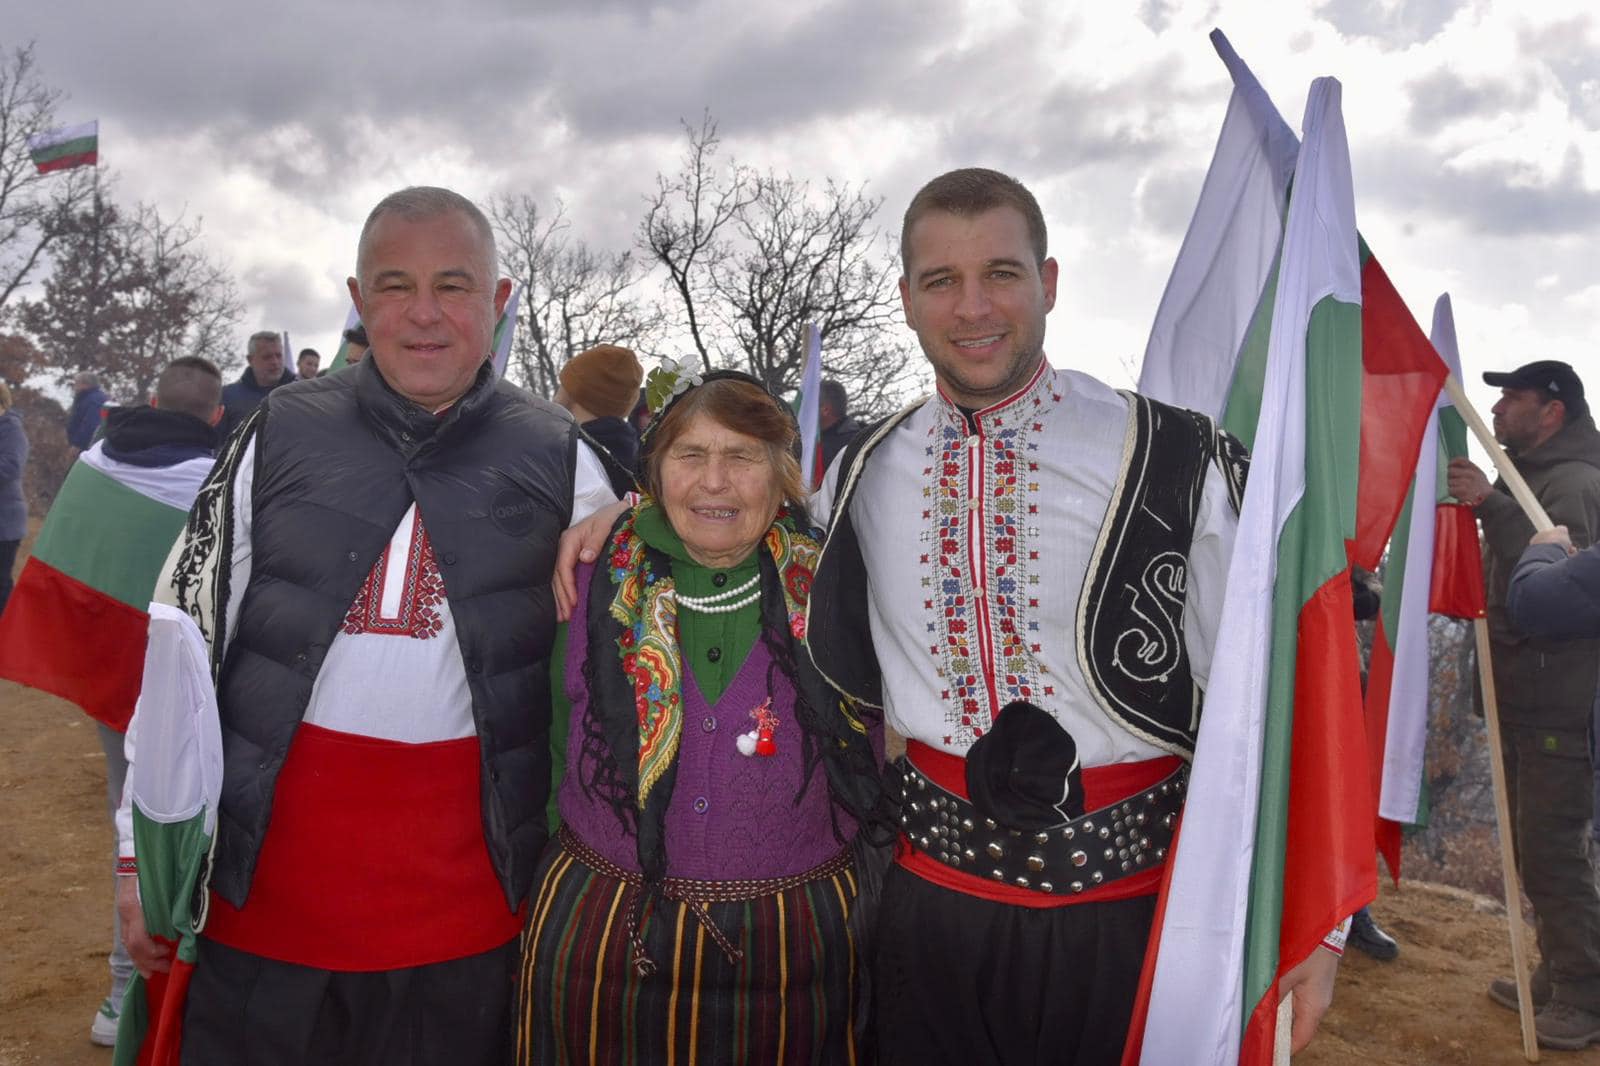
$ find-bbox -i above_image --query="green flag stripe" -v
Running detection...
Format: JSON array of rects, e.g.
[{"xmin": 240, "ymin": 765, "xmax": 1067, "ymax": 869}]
[
  {"xmin": 31, "ymin": 463, "xmax": 188, "ymax": 609},
  {"xmin": 1238, "ymin": 292, "xmax": 1364, "ymax": 1024},
  {"xmin": 30, "ymin": 135, "xmax": 97, "ymax": 164}
]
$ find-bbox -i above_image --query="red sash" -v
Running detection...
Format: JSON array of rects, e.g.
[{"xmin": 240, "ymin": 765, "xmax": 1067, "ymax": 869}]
[
  {"xmin": 898, "ymin": 739, "xmax": 1180, "ymax": 909},
  {"xmin": 204, "ymin": 723, "xmax": 524, "ymax": 970}
]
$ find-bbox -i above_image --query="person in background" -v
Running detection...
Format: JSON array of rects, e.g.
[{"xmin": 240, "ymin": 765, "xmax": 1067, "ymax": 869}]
[
  {"xmin": 554, "ymin": 344, "xmax": 644, "ymax": 498},
  {"xmin": 343, "ymin": 323, "xmax": 370, "ymax": 365},
  {"xmin": 296, "ymin": 348, "xmax": 321, "ymax": 381},
  {"xmin": 818, "ymin": 377, "xmax": 863, "ymax": 472},
  {"xmin": 0, "ymin": 381, "xmax": 27, "ymax": 614},
  {"xmin": 1349, "ymin": 566, "xmax": 1400, "ymax": 961},
  {"xmin": 67, "ymin": 371, "xmax": 108, "ymax": 459},
  {"xmin": 1448, "ymin": 358, "xmax": 1600, "ymax": 1050},
  {"xmin": 218, "ymin": 331, "xmax": 293, "ymax": 439},
  {"xmin": 520, "ymin": 369, "xmax": 886, "ymax": 1064}
]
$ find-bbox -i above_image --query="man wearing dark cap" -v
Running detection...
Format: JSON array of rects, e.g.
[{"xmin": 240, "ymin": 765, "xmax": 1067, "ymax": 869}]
[
  {"xmin": 554, "ymin": 344, "xmax": 644, "ymax": 498},
  {"xmin": 1448, "ymin": 359, "xmax": 1600, "ymax": 1050}
]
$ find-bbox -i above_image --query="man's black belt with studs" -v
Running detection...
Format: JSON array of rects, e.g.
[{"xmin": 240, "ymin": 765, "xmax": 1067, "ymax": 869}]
[{"xmin": 893, "ymin": 756, "xmax": 1187, "ymax": 896}]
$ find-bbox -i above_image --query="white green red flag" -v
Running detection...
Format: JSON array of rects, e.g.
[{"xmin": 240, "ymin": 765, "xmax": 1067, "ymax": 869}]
[
  {"xmin": 1128, "ymin": 34, "xmax": 1446, "ymax": 1061},
  {"xmin": 28, "ymin": 119, "xmax": 99, "ymax": 173},
  {"xmin": 795, "ymin": 323, "xmax": 824, "ymax": 489},
  {"xmin": 112, "ymin": 603, "xmax": 223, "ymax": 1066},
  {"xmin": 0, "ymin": 443, "xmax": 209, "ymax": 730},
  {"xmin": 1363, "ymin": 293, "xmax": 1485, "ymax": 878},
  {"xmin": 490, "ymin": 283, "xmax": 522, "ymax": 379}
]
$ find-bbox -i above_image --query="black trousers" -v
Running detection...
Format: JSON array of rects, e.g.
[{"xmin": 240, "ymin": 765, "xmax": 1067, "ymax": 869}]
[
  {"xmin": 181, "ymin": 935, "xmax": 519, "ymax": 1066},
  {"xmin": 875, "ymin": 864, "xmax": 1155, "ymax": 1066},
  {"xmin": 0, "ymin": 538, "xmax": 18, "ymax": 616}
]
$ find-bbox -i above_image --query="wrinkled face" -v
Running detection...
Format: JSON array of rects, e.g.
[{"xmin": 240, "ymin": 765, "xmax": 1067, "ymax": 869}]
[
  {"xmin": 658, "ymin": 412, "xmax": 783, "ymax": 570},
  {"xmin": 297, "ymin": 353, "xmax": 319, "ymax": 379},
  {"xmin": 348, "ymin": 210, "xmax": 510, "ymax": 410},
  {"xmin": 247, "ymin": 339, "xmax": 285, "ymax": 388},
  {"xmin": 899, "ymin": 205, "xmax": 1057, "ymax": 409},
  {"xmin": 1491, "ymin": 387, "xmax": 1557, "ymax": 454}
]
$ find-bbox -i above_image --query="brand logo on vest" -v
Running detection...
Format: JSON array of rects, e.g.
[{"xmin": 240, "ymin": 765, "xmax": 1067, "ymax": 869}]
[{"xmin": 489, "ymin": 488, "xmax": 538, "ymax": 537}]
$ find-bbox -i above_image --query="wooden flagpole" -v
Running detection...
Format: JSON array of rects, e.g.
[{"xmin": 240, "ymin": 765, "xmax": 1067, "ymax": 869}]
[{"xmin": 1445, "ymin": 372, "xmax": 1548, "ymax": 1062}]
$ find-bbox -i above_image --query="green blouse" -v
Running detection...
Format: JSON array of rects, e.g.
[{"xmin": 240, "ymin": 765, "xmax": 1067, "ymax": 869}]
[{"xmin": 546, "ymin": 504, "xmax": 765, "ymax": 830}]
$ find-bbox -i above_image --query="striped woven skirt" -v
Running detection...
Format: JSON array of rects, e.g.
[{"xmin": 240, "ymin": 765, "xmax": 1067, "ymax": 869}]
[{"xmin": 516, "ymin": 827, "xmax": 867, "ymax": 1065}]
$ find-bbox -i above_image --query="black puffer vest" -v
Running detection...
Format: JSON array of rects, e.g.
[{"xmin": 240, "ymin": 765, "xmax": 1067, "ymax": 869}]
[{"xmin": 211, "ymin": 359, "xmax": 576, "ymax": 911}]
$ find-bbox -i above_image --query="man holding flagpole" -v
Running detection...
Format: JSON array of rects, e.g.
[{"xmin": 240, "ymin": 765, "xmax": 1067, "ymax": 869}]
[{"xmin": 1447, "ymin": 359, "xmax": 1600, "ymax": 1050}]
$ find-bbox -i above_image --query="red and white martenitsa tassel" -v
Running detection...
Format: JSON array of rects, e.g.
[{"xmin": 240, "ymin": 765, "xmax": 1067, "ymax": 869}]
[{"xmin": 736, "ymin": 698, "xmax": 779, "ymax": 757}]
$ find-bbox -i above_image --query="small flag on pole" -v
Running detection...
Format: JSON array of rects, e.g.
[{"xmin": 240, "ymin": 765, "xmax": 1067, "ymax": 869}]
[
  {"xmin": 796, "ymin": 324, "xmax": 824, "ymax": 489},
  {"xmin": 325, "ymin": 303, "xmax": 363, "ymax": 372},
  {"xmin": 28, "ymin": 120, "xmax": 99, "ymax": 173}
]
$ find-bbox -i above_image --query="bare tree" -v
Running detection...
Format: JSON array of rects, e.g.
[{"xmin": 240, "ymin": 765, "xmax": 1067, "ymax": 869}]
[
  {"xmin": 493, "ymin": 194, "xmax": 662, "ymax": 398},
  {"xmin": 638, "ymin": 114, "xmax": 755, "ymax": 372},
  {"xmin": 16, "ymin": 193, "xmax": 242, "ymax": 401},
  {"xmin": 639, "ymin": 115, "xmax": 924, "ymax": 413},
  {"xmin": 0, "ymin": 44, "xmax": 93, "ymax": 313}
]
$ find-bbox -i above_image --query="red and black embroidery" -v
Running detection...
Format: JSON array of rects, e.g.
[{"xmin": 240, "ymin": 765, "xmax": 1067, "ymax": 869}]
[{"xmin": 342, "ymin": 519, "xmax": 446, "ymax": 639}]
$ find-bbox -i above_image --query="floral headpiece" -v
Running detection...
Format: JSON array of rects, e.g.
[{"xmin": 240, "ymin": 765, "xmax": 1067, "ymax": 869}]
[{"xmin": 643, "ymin": 355, "xmax": 703, "ymax": 416}]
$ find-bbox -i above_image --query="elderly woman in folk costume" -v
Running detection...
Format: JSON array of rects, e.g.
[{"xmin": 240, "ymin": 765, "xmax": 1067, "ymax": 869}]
[{"xmin": 518, "ymin": 364, "xmax": 889, "ymax": 1064}]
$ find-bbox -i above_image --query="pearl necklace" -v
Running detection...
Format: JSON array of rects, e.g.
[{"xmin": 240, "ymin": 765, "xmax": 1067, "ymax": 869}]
[{"xmin": 674, "ymin": 572, "xmax": 760, "ymax": 614}]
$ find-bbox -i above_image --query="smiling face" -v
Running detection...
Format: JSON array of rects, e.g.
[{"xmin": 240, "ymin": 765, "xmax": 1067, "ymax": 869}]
[
  {"xmin": 899, "ymin": 205, "xmax": 1057, "ymax": 409},
  {"xmin": 657, "ymin": 411, "xmax": 784, "ymax": 570},
  {"xmin": 348, "ymin": 209, "xmax": 511, "ymax": 410}
]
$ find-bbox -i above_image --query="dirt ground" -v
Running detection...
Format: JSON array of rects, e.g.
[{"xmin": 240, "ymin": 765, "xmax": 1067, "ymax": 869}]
[{"xmin": 2, "ymin": 679, "xmax": 1598, "ymax": 1066}]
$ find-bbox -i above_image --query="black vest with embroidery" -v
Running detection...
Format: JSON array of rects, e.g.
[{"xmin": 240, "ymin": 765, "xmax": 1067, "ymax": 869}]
[
  {"xmin": 210, "ymin": 360, "xmax": 576, "ymax": 910},
  {"xmin": 805, "ymin": 390, "xmax": 1247, "ymax": 759}
]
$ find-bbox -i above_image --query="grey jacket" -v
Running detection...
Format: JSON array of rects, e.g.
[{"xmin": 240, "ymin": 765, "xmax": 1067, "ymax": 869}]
[
  {"xmin": 1477, "ymin": 415, "xmax": 1600, "ymax": 724},
  {"xmin": 0, "ymin": 409, "xmax": 29, "ymax": 541},
  {"xmin": 1509, "ymin": 541, "xmax": 1600, "ymax": 641}
]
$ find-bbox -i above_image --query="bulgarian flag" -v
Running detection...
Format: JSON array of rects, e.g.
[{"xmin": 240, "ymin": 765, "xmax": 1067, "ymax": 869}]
[
  {"xmin": 1364, "ymin": 293, "xmax": 1485, "ymax": 880},
  {"xmin": 0, "ymin": 443, "xmax": 211, "ymax": 731},
  {"xmin": 490, "ymin": 282, "xmax": 522, "ymax": 379},
  {"xmin": 795, "ymin": 323, "xmax": 825, "ymax": 489},
  {"xmin": 112, "ymin": 603, "xmax": 223, "ymax": 1066},
  {"xmin": 1129, "ymin": 37, "xmax": 1445, "ymax": 1062},
  {"xmin": 28, "ymin": 119, "xmax": 99, "ymax": 173}
]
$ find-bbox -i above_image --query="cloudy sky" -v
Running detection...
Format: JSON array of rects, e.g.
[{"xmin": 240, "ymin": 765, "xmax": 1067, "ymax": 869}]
[{"xmin": 9, "ymin": 0, "xmax": 1598, "ymax": 426}]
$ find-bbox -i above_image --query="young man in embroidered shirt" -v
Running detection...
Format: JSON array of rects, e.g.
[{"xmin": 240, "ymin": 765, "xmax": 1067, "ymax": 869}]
[
  {"xmin": 803, "ymin": 167, "xmax": 1339, "ymax": 1065},
  {"xmin": 115, "ymin": 186, "xmax": 616, "ymax": 1065}
]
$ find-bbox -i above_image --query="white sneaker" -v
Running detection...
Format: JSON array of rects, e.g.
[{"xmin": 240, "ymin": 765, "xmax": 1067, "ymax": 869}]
[{"xmin": 90, "ymin": 997, "xmax": 119, "ymax": 1047}]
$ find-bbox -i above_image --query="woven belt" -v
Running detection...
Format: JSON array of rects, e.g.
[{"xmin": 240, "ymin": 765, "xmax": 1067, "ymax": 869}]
[
  {"xmin": 556, "ymin": 824, "xmax": 854, "ymax": 975},
  {"xmin": 894, "ymin": 756, "xmax": 1186, "ymax": 896}
]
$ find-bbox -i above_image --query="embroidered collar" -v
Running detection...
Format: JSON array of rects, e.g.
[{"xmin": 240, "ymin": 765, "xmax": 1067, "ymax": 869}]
[
  {"xmin": 931, "ymin": 358, "xmax": 1061, "ymax": 433},
  {"xmin": 604, "ymin": 498, "xmax": 819, "ymax": 806}
]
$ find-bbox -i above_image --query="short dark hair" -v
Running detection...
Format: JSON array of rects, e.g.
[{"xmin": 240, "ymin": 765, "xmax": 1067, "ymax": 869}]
[
  {"xmin": 819, "ymin": 379, "xmax": 848, "ymax": 414},
  {"xmin": 297, "ymin": 348, "xmax": 320, "ymax": 360},
  {"xmin": 156, "ymin": 356, "xmax": 223, "ymax": 421},
  {"xmin": 901, "ymin": 168, "xmax": 1048, "ymax": 274},
  {"xmin": 343, "ymin": 324, "xmax": 369, "ymax": 347}
]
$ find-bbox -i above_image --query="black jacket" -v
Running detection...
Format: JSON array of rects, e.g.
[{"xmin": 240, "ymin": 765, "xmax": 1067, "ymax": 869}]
[
  {"xmin": 579, "ymin": 415, "xmax": 641, "ymax": 498},
  {"xmin": 211, "ymin": 359, "xmax": 578, "ymax": 911},
  {"xmin": 1509, "ymin": 542, "xmax": 1600, "ymax": 641}
]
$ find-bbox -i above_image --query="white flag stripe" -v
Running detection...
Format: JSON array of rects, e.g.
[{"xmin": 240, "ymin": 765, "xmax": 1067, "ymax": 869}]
[
  {"xmin": 1142, "ymin": 77, "xmax": 1356, "ymax": 1063},
  {"xmin": 1377, "ymin": 295, "xmax": 1463, "ymax": 823},
  {"xmin": 27, "ymin": 119, "xmax": 97, "ymax": 152},
  {"xmin": 1137, "ymin": 29, "xmax": 1299, "ymax": 418},
  {"xmin": 80, "ymin": 441, "xmax": 213, "ymax": 513},
  {"xmin": 796, "ymin": 324, "xmax": 823, "ymax": 487},
  {"xmin": 492, "ymin": 283, "xmax": 522, "ymax": 378}
]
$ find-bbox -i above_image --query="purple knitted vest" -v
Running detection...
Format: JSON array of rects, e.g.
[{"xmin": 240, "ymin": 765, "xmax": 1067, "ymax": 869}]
[{"xmin": 557, "ymin": 562, "xmax": 855, "ymax": 881}]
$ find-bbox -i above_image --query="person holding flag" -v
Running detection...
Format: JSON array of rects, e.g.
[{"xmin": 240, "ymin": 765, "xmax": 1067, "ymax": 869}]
[{"xmin": 1447, "ymin": 359, "xmax": 1600, "ymax": 1049}]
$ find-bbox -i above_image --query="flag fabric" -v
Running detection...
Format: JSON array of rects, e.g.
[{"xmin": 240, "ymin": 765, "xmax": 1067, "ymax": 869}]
[
  {"xmin": 490, "ymin": 283, "xmax": 522, "ymax": 379},
  {"xmin": 324, "ymin": 303, "xmax": 363, "ymax": 372},
  {"xmin": 0, "ymin": 443, "xmax": 209, "ymax": 731},
  {"xmin": 1135, "ymin": 76, "xmax": 1372, "ymax": 1065},
  {"xmin": 111, "ymin": 604, "xmax": 223, "ymax": 1066},
  {"xmin": 1364, "ymin": 293, "xmax": 1483, "ymax": 878},
  {"xmin": 28, "ymin": 119, "xmax": 99, "ymax": 173},
  {"xmin": 795, "ymin": 324, "xmax": 824, "ymax": 489}
]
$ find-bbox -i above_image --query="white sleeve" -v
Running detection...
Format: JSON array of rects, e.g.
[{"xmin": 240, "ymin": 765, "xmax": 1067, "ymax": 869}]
[
  {"xmin": 570, "ymin": 439, "xmax": 620, "ymax": 527},
  {"xmin": 1183, "ymin": 461, "xmax": 1239, "ymax": 690},
  {"xmin": 115, "ymin": 711, "xmax": 137, "ymax": 862},
  {"xmin": 808, "ymin": 452, "xmax": 845, "ymax": 527},
  {"xmin": 222, "ymin": 438, "xmax": 256, "ymax": 658}
]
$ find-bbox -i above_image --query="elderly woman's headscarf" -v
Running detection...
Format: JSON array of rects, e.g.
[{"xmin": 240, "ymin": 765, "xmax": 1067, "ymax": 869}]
[{"xmin": 577, "ymin": 363, "xmax": 886, "ymax": 973}]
